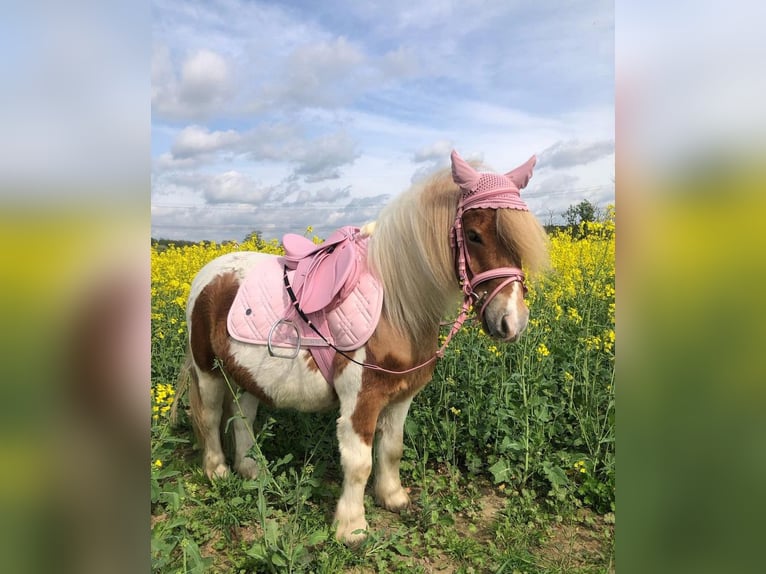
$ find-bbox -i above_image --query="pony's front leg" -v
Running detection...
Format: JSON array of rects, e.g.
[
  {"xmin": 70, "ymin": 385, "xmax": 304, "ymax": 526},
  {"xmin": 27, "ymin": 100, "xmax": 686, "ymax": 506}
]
[
  {"xmin": 374, "ymin": 398, "xmax": 413, "ymax": 512},
  {"xmin": 335, "ymin": 409, "xmax": 376, "ymax": 545}
]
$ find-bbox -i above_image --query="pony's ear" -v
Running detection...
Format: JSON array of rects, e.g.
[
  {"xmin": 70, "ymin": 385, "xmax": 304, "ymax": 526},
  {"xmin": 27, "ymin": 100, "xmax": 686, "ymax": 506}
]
[
  {"xmin": 505, "ymin": 155, "xmax": 537, "ymax": 190},
  {"xmin": 451, "ymin": 150, "xmax": 481, "ymax": 191}
]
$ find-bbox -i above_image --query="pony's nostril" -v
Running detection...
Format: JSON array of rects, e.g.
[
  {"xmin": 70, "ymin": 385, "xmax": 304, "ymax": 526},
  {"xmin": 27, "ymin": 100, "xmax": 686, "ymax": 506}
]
[{"xmin": 499, "ymin": 314, "xmax": 510, "ymax": 338}]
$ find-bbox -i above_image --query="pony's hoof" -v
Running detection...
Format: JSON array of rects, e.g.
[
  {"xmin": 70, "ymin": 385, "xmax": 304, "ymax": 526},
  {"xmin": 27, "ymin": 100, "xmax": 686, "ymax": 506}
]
[
  {"xmin": 235, "ymin": 458, "xmax": 259, "ymax": 479},
  {"xmin": 205, "ymin": 463, "xmax": 230, "ymax": 480},
  {"xmin": 376, "ymin": 487, "xmax": 411, "ymax": 512},
  {"xmin": 335, "ymin": 519, "xmax": 368, "ymax": 546}
]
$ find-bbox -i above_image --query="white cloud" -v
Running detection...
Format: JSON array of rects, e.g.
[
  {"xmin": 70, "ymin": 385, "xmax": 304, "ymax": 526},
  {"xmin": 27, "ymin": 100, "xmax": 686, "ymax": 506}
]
[
  {"xmin": 157, "ymin": 122, "xmax": 359, "ymax": 183},
  {"xmin": 262, "ymin": 37, "xmax": 366, "ymax": 109},
  {"xmin": 290, "ymin": 131, "xmax": 360, "ymax": 180},
  {"xmin": 180, "ymin": 49, "xmax": 230, "ymax": 104},
  {"xmin": 538, "ymin": 139, "xmax": 615, "ymax": 169},
  {"xmin": 171, "ymin": 125, "xmax": 241, "ymax": 159},
  {"xmin": 152, "ymin": 46, "xmax": 233, "ymax": 119},
  {"xmin": 292, "ymin": 186, "xmax": 351, "ymax": 204},
  {"xmin": 378, "ymin": 46, "xmax": 420, "ymax": 80},
  {"xmin": 203, "ymin": 171, "xmax": 272, "ymax": 204},
  {"xmin": 412, "ymin": 140, "xmax": 454, "ymax": 163}
]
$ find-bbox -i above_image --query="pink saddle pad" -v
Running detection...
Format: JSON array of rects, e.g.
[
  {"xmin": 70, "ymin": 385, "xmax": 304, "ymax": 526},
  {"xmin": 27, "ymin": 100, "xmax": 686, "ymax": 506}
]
[{"xmin": 227, "ymin": 238, "xmax": 383, "ymax": 355}]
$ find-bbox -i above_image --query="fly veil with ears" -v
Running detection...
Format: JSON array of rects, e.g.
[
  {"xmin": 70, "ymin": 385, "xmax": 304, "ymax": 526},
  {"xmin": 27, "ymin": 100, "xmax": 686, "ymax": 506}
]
[{"xmin": 449, "ymin": 149, "xmax": 536, "ymax": 320}]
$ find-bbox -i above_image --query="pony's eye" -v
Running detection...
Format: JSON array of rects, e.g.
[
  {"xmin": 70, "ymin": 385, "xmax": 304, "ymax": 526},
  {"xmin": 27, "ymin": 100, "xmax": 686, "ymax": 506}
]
[{"xmin": 466, "ymin": 230, "xmax": 483, "ymax": 244}]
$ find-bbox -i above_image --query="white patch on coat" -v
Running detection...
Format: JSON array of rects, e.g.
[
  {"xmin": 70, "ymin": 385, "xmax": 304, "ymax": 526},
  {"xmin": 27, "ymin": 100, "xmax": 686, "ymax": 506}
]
[{"xmin": 501, "ymin": 282, "xmax": 529, "ymax": 341}]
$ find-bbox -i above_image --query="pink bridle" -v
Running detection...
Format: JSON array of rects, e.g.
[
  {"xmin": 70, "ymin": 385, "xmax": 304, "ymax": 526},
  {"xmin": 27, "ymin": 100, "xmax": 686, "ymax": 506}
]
[
  {"xmin": 451, "ymin": 203, "xmax": 527, "ymax": 321},
  {"xmin": 446, "ymin": 149, "xmax": 535, "ymax": 333}
]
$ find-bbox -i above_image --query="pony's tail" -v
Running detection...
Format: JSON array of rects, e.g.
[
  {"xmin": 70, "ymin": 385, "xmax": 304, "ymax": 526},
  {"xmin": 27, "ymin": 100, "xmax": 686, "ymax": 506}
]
[
  {"xmin": 170, "ymin": 347, "xmax": 232, "ymax": 456},
  {"xmin": 170, "ymin": 348, "xmax": 195, "ymax": 428}
]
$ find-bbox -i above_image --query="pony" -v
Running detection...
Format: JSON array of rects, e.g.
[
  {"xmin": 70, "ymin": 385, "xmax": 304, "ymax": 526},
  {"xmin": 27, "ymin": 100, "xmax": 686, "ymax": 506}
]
[{"xmin": 177, "ymin": 150, "xmax": 548, "ymax": 544}]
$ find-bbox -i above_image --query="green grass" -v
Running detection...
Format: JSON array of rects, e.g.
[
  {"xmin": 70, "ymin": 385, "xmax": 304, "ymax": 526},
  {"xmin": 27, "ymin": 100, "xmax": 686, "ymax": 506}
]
[{"xmin": 151, "ymin": 330, "xmax": 614, "ymax": 571}]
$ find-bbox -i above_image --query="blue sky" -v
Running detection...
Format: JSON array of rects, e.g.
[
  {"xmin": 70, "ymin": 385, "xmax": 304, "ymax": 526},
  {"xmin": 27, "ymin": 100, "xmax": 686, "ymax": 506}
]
[{"xmin": 151, "ymin": 0, "xmax": 614, "ymax": 241}]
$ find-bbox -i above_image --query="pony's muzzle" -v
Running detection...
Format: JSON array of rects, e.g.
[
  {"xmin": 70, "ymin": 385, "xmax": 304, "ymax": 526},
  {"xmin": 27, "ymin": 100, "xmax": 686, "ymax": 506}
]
[{"xmin": 483, "ymin": 282, "xmax": 528, "ymax": 342}]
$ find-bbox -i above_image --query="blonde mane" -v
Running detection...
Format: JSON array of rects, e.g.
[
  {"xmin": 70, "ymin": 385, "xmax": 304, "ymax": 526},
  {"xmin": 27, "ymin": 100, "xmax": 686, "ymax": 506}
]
[
  {"xmin": 368, "ymin": 165, "xmax": 549, "ymax": 353},
  {"xmin": 368, "ymin": 170, "xmax": 461, "ymax": 350}
]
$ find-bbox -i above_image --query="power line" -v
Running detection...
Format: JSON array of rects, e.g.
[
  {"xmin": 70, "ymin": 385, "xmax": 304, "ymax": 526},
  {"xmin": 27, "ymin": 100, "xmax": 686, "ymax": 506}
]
[
  {"xmin": 151, "ymin": 203, "xmax": 388, "ymax": 211},
  {"xmin": 151, "ymin": 184, "xmax": 613, "ymax": 213}
]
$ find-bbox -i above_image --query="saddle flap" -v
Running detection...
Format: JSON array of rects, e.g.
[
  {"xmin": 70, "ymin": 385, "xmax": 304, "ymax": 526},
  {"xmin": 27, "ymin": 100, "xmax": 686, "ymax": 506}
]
[
  {"xmin": 283, "ymin": 228, "xmax": 352, "ymax": 268},
  {"xmin": 282, "ymin": 234, "xmax": 319, "ymax": 265},
  {"xmin": 298, "ymin": 241, "xmax": 356, "ymax": 314}
]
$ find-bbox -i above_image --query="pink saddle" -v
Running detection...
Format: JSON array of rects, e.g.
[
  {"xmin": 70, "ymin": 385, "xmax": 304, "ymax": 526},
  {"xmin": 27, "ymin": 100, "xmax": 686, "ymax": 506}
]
[
  {"xmin": 282, "ymin": 226, "xmax": 364, "ymax": 314},
  {"xmin": 227, "ymin": 227, "xmax": 383, "ymax": 384}
]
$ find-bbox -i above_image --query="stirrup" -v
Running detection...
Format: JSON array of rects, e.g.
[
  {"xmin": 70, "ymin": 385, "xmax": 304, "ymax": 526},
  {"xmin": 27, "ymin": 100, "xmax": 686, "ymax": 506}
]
[{"xmin": 267, "ymin": 319, "xmax": 302, "ymax": 359}]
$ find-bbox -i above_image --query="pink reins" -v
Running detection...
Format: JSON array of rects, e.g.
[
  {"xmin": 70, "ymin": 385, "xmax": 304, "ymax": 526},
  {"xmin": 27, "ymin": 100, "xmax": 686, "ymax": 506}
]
[
  {"xmin": 343, "ymin": 181, "xmax": 529, "ymax": 377},
  {"xmin": 282, "ymin": 203, "xmax": 526, "ymax": 379},
  {"xmin": 338, "ymin": 150, "xmax": 534, "ymax": 377}
]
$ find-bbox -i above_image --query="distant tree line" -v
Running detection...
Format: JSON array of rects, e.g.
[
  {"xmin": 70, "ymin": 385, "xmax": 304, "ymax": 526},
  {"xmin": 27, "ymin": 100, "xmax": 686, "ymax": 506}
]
[
  {"xmin": 545, "ymin": 199, "xmax": 612, "ymax": 239},
  {"xmin": 151, "ymin": 230, "xmax": 271, "ymax": 253},
  {"xmin": 153, "ymin": 201, "xmax": 609, "ymax": 250},
  {"xmin": 151, "ymin": 237, "xmax": 235, "ymax": 253}
]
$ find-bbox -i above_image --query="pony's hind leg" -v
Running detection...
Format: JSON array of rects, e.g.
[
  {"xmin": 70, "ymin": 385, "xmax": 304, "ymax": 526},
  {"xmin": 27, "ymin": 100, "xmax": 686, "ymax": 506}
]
[
  {"xmin": 231, "ymin": 391, "xmax": 260, "ymax": 479},
  {"xmin": 374, "ymin": 398, "xmax": 413, "ymax": 512},
  {"xmin": 191, "ymin": 367, "xmax": 230, "ymax": 479}
]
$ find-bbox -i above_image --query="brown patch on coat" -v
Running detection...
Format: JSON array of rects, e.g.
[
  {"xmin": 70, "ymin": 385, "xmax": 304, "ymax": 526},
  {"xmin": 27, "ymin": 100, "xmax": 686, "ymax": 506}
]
[
  {"xmin": 189, "ymin": 271, "xmax": 274, "ymax": 407},
  {"xmin": 303, "ymin": 351, "xmax": 320, "ymax": 372},
  {"xmin": 350, "ymin": 317, "xmax": 437, "ymax": 445},
  {"xmin": 332, "ymin": 351, "xmax": 351, "ymax": 380}
]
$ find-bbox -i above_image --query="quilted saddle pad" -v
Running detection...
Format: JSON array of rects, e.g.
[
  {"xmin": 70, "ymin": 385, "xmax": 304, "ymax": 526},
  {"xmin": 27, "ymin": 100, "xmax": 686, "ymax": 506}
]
[{"xmin": 227, "ymin": 253, "xmax": 383, "ymax": 352}]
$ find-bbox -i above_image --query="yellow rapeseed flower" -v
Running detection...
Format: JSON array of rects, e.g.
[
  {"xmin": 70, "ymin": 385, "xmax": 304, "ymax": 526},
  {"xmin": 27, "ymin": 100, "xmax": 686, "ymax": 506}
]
[{"xmin": 567, "ymin": 307, "xmax": 582, "ymax": 323}]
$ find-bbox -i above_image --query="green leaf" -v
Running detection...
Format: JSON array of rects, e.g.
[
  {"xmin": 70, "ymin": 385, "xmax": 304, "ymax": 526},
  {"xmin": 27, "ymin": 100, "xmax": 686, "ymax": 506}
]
[
  {"xmin": 499, "ymin": 436, "xmax": 523, "ymax": 452},
  {"xmin": 246, "ymin": 542, "xmax": 266, "ymax": 559},
  {"xmin": 394, "ymin": 542, "xmax": 412, "ymax": 556},
  {"xmin": 488, "ymin": 459, "xmax": 512, "ymax": 484},
  {"xmin": 542, "ymin": 461, "xmax": 569, "ymax": 490},
  {"xmin": 306, "ymin": 529, "xmax": 328, "ymax": 546},
  {"xmin": 263, "ymin": 519, "xmax": 279, "ymax": 544}
]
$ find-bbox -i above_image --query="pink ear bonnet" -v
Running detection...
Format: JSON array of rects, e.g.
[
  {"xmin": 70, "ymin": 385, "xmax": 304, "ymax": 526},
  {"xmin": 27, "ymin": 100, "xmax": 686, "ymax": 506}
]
[{"xmin": 450, "ymin": 149, "xmax": 534, "ymax": 211}]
